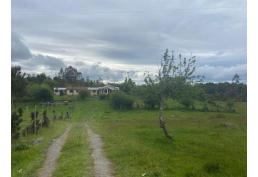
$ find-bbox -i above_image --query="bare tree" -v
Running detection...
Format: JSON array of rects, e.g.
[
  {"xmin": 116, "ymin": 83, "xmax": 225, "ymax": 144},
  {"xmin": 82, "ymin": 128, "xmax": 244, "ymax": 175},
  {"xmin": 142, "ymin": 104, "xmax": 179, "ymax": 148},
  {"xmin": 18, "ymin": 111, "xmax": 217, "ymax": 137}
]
[{"xmin": 145, "ymin": 49, "xmax": 197, "ymax": 140}]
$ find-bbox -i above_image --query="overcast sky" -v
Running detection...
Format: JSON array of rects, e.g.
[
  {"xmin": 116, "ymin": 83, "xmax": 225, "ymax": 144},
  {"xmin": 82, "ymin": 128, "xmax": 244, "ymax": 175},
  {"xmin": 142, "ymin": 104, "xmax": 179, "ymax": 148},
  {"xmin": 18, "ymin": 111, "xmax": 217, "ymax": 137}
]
[{"xmin": 11, "ymin": 0, "xmax": 247, "ymax": 83}]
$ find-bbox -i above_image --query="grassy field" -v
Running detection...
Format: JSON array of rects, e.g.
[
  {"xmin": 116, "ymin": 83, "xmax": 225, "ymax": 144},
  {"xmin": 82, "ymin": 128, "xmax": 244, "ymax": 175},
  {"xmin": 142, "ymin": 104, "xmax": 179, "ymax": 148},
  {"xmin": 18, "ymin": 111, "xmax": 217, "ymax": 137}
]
[
  {"xmin": 78, "ymin": 98, "xmax": 247, "ymax": 177},
  {"xmin": 12, "ymin": 97, "xmax": 246, "ymax": 177}
]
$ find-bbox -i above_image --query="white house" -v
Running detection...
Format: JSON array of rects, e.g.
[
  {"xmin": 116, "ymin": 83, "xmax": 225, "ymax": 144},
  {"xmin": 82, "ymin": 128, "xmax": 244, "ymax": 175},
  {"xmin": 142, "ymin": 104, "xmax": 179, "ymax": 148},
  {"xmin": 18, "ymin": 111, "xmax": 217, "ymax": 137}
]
[
  {"xmin": 54, "ymin": 87, "xmax": 85, "ymax": 96},
  {"xmin": 54, "ymin": 87, "xmax": 67, "ymax": 96},
  {"xmin": 54, "ymin": 85, "xmax": 119, "ymax": 96},
  {"xmin": 88, "ymin": 85, "xmax": 119, "ymax": 96}
]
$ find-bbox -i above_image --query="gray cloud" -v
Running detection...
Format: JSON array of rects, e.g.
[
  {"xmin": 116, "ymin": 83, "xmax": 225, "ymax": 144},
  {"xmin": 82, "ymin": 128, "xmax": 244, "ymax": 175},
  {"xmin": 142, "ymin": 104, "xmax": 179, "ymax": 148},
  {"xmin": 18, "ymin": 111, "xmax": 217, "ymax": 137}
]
[
  {"xmin": 73, "ymin": 62, "xmax": 135, "ymax": 82},
  {"xmin": 13, "ymin": 54, "xmax": 65, "ymax": 75},
  {"xmin": 11, "ymin": 32, "xmax": 32, "ymax": 60},
  {"xmin": 196, "ymin": 64, "xmax": 247, "ymax": 83},
  {"xmin": 11, "ymin": 0, "xmax": 246, "ymax": 83}
]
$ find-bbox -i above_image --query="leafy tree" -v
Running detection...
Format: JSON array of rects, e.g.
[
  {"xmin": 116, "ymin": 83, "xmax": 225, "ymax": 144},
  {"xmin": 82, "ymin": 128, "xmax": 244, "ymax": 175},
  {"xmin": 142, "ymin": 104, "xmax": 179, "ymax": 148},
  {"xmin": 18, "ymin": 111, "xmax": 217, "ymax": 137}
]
[
  {"xmin": 27, "ymin": 83, "xmax": 53, "ymax": 102},
  {"xmin": 142, "ymin": 78, "xmax": 160, "ymax": 109},
  {"xmin": 198, "ymin": 82, "xmax": 246, "ymax": 101},
  {"xmin": 145, "ymin": 49, "xmax": 197, "ymax": 140},
  {"xmin": 58, "ymin": 66, "xmax": 82, "ymax": 82},
  {"xmin": 120, "ymin": 77, "xmax": 136, "ymax": 93},
  {"xmin": 11, "ymin": 66, "xmax": 27, "ymax": 103},
  {"xmin": 232, "ymin": 73, "xmax": 240, "ymax": 84},
  {"xmin": 11, "ymin": 108, "xmax": 23, "ymax": 139}
]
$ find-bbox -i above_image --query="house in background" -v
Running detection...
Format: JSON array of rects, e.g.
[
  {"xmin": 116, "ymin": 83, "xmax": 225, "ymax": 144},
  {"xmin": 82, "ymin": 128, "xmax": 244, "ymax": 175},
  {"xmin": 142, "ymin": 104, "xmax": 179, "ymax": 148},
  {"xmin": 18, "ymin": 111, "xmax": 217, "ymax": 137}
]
[
  {"xmin": 53, "ymin": 87, "xmax": 67, "ymax": 96},
  {"xmin": 54, "ymin": 87, "xmax": 87, "ymax": 96},
  {"xmin": 88, "ymin": 85, "xmax": 119, "ymax": 96},
  {"xmin": 54, "ymin": 85, "xmax": 119, "ymax": 96}
]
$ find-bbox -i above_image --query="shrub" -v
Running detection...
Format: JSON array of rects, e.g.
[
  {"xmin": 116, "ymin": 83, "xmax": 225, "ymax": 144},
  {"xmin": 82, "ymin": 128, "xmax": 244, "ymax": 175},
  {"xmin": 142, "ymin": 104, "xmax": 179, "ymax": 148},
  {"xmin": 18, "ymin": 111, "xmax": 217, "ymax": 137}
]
[
  {"xmin": 226, "ymin": 100, "xmax": 236, "ymax": 113},
  {"xmin": 110, "ymin": 92, "xmax": 134, "ymax": 110},
  {"xmin": 99, "ymin": 94, "xmax": 108, "ymax": 100},
  {"xmin": 180, "ymin": 97, "xmax": 194, "ymax": 110},
  {"xmin": 27, "ymin": 83, "xmax": 53, "ymax": 102},
  {"xmin": 143, "ymin": 94, "xmax": 159, "ymax": 109},
  {"xmin": 15, "ymin": 143, "xmax": 30, "ymax": 151},
  {"xmin": 201, "ymin": 102, "xmax": 209, "ymax": 112},
  {"xmin": 11, "ymin": 108, "xmax": 23, "ymax": 139},
  {"xmin": 78, "ymin": 90, "xmax": 90, "ymax": 100}
]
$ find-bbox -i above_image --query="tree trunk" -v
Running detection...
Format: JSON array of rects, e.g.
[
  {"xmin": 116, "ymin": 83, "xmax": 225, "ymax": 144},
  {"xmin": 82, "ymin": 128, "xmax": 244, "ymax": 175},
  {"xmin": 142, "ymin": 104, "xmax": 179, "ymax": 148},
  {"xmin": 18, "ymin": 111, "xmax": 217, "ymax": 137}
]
[{"xmin": 159, "ymin": 97, "xmax": 172, "ymax": 140}]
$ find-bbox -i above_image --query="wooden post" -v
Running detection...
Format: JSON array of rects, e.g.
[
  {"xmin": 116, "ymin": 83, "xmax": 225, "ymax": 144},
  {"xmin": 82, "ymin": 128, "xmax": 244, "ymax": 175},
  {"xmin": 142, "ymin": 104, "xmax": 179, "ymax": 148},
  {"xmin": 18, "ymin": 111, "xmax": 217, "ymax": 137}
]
[{"xmin": 34, "ymin": 104, "xmax": 37, "ymax": 134}]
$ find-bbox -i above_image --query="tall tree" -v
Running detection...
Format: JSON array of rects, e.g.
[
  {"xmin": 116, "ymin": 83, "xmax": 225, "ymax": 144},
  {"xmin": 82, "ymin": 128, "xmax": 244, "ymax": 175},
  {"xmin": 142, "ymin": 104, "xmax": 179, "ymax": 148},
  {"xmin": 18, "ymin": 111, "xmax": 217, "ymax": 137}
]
[
  {"xmin": 232, "ymin": 73, "xmax": 240, "ymax": 84},
  {"xmin": 11, "ymin": 66, "xmax": 27, "ymax": 103},
  {"xmin": 145, "ymin": 49, "xmax": 197, "ymax": 140},
  {"xmin": 120, "ymin": 77, "xmax": 136, "ymax": 93}
]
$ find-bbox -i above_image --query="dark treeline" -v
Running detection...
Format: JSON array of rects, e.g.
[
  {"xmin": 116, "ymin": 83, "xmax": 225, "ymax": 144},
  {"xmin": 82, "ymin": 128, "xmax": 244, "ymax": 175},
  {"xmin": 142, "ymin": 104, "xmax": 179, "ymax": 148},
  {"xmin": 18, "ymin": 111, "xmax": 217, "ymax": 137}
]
[
  {"xmin": 11, "ymin": 65, "xmax": 105, "ymax": 103},
  {"xmin": 197, "ymin": 82, "xmax": 246, "ymax": 102},
  {"xmin": 12, "ymin": 65, "xmax": 247, "ymax": 103}
]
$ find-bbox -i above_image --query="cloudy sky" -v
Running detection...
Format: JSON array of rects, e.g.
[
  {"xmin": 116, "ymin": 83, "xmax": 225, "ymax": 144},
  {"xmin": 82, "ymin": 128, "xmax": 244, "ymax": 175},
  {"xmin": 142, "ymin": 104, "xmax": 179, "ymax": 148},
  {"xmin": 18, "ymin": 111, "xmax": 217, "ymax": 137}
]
[{"xmin": 11, "ymin": 0, "xmax": 246, "ymax": 83}]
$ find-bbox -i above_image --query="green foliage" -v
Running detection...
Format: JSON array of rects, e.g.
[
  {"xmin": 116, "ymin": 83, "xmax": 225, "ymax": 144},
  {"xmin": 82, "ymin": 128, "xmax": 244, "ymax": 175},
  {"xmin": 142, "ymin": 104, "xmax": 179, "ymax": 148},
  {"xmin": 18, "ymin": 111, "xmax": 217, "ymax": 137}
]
[
  {"xmin": 232, "ymin": 73, "xmax": 240, "ymax": 84},
  {"xmin": 99, "ymin": 94, "xmax": 108, "ymax": 100},
  {"xmin": 11, "ymin": 108, "xmax": 23, "ymax": 139},
  {"xmin": 110, "ymin": 92, "xmax": 134, "ymax": 110},
  {"xmin": 201, "ymin": 102, "xmax": 209, "ymax": 112},
  {"xmin": 120, "ymin": 77, "xmax": 136, "ymax": 93},
  {"xmin": 180, "ymin": 96, "xmax": 194, "ymax": 110},
  {"xmin": 26, "ymin": 83, "xmax": 53, "ymax": 102},
  {"xmin": 11, "ymin": 66, "xmax": 27, "ymax": 102},
  {"xmin": 43, "ymin": 110, "xmax": 50, "ymax": 127},
  {"xmin": 78, "ymin": 90, "xmax": 90, "ymax": 100},
  {"xmin": 142, "ymin": 85, "xmax": 160, "ymax": 109},
  {"xmin": 226, "ymin": 100, "xmax": 236, "ymax": 113},
  {"xmin": 198, "ymin": 82, "xmax": 247, "ymax": 102},
  {"xmin": 14, "ymin": 143, "xmax": 30, "ymax": 151}
]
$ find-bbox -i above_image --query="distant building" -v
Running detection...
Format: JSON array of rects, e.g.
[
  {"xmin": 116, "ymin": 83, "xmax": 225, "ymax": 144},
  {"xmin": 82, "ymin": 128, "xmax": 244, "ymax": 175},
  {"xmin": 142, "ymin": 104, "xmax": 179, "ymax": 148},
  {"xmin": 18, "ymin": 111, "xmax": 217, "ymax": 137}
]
[
  {"xmin": 54, "ymin": 85, "xmax": 119, "ymax": 96},
  {"xmin": 88, "ymin": 85, "xmax": 119, "ymax": 96},
  {"xmin": 54, "ymin": 87, "xmax": 86, "ymax": 96}
]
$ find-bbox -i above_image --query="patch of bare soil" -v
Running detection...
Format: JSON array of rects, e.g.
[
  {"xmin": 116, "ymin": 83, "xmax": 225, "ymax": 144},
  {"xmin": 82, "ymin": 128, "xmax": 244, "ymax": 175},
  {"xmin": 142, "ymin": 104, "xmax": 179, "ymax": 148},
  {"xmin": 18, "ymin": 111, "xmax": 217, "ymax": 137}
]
[
  {"xmin": 86, "ymin": 124, "xmax": 114, "ymax": 177},
  {"xmin": 37, "ymin": 125, "xmax": 71, "ymax": 177}
]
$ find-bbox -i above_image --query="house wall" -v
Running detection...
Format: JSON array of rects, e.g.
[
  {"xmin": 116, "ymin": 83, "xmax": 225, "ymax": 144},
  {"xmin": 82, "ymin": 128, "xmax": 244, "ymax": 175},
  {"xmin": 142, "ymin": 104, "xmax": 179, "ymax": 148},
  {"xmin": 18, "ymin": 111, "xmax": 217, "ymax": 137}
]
[
  {"xmin": 54, "ymin": 91, "xmax": 60, "ymax": 96},
  {"xmin": 89, "ymin": 90, "xmax": 98, "ymax": 96},
  {"xmin": 67, "ymin": 89, "xmax": 79, "ymax": 95}
]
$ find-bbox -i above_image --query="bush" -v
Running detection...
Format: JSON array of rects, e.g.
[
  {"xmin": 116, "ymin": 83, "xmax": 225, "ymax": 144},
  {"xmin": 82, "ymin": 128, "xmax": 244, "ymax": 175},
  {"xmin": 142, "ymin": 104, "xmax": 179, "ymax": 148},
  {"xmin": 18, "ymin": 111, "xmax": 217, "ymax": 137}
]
[
  {"xmin": 27, "ymin": 83, "xmax": 53, "ymax": 102},
  {"xmin": 99, "ymin": 94, "xmax": 108, "ymax": 100},
  {"xmin": 78, "ymin": 90, "xmax": 90, "ymax": 100},
  {"xmin": 11, "ymin": 108, "xmax": 23, "ymax": 139},
  {"xmin": 180, "ymin": 97, "xmax": 194, "ymax": 110},
  {"xmin": 110, "ymin": 92, "xmax": 134, "ymax": 110},
  {"xmin": 14, "ymin": 143, "xmax": 30, "ymax": 151},
  {"xmin": 143, "ymin": 94, "xmax": 159, "ymax": 109},
  {"xmin": 226, "ymin": 100, "xmax": 236, "ymax": 113},
  {"xmin": 201, "ymin": 102, "xmax": 209, "ymax": 112}
]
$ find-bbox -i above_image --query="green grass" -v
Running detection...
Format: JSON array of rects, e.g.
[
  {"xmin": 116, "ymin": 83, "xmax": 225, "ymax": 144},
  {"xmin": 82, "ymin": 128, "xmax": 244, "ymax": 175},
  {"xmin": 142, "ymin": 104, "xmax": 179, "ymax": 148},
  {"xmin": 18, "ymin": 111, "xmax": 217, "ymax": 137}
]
[
  {"xmin": 11, "ymin": 121, "xmax": 68, "ymax": 177},
  {"xmin": 53, "ymin": 123, "xmax": 94, "ymax": 177},
  {"xmin": 80, "ymin": 98, "xmax": 246, "ymax": 177},
  {"xmin": 12, "ymin": 98, "xmax": 246, "ymax": 177}
]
